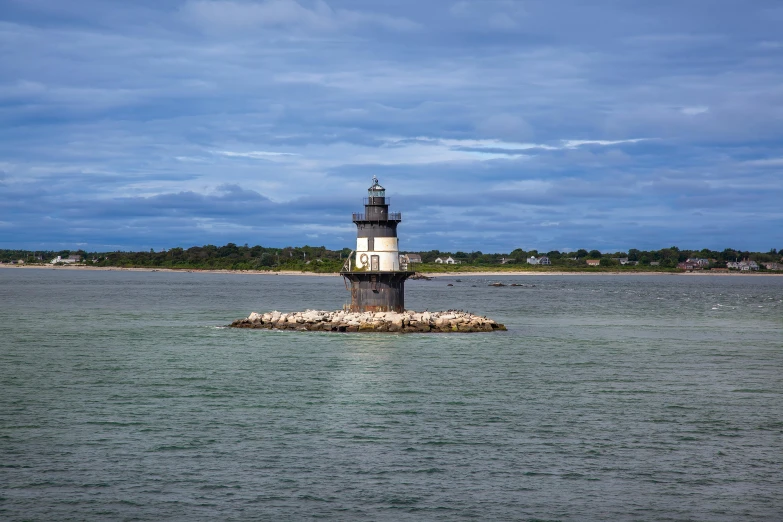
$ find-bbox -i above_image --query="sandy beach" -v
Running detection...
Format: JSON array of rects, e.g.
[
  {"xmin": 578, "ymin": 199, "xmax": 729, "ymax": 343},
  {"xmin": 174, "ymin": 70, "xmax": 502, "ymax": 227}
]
[{"xmin": 2, "ymin": 264, "xmax": 780, "ymax": 277}]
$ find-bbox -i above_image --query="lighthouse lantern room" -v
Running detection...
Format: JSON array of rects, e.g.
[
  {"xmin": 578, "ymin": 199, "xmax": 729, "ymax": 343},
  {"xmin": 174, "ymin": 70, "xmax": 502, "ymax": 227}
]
[{"xmin": 341, "ymin": 177, "xmax": 414, "ymax": 312}]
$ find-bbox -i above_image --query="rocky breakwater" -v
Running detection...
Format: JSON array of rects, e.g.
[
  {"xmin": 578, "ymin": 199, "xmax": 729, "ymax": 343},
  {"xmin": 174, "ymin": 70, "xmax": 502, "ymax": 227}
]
[{"xmin": 229, "ymin": 310, "xmax": 507, "ymax": 333}]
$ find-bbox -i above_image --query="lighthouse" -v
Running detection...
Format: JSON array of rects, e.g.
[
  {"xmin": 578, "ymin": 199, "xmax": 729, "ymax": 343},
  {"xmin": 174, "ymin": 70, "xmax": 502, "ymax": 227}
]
[{"xmin": 341, "ymin": 177, "xmax": 414, "ymax": 312}]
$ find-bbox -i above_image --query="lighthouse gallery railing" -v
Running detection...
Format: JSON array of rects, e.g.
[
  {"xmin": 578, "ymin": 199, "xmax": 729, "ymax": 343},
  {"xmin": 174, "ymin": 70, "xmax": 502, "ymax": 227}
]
[{"xmin": 352, "ymin": 212, "xmax": 401, "ymax": 221}]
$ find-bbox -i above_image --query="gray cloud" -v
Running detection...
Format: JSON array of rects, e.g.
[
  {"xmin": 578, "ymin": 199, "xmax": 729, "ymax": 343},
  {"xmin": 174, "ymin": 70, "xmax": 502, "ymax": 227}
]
[
  {"xmin": 179, "ymin": 0, "xmax": 420, "ymax": 34},
  {"xmin": 0, "ymin": 0, "xmax": 781, "ymax": 252}
]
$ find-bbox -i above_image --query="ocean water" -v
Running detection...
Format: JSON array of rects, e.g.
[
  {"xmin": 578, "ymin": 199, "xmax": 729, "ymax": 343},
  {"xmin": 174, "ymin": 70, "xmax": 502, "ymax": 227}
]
[{"xmin": 1, "ymin": 269, "xmax": 781, "ymax": 521}]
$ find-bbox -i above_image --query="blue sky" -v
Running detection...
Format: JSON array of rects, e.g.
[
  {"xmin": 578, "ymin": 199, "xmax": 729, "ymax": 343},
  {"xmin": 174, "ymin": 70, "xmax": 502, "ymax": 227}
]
[{"xmin": 1, "ymin": 0, "xmax": 781, "ymax": 253}]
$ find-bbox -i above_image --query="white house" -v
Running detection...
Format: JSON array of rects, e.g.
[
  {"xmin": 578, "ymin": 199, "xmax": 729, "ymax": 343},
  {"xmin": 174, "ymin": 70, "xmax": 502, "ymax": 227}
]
[
  {"xmin": 527, "ymin": 256, "xmax": 551, "ymax": 265},
  {"xmin": 740, "ymin": 260, "xmax": 759, "ymax": 271},
  {"xmin": 50, "ymin": 255, "xmax": 82, "ymax": 264},
  {"xmin": 434, "ymin": 256, "xmax": 457, "ymax": 264},
  {"xmin": 729, "ymin": 260, "xmax": 759, "ymax": 271}
]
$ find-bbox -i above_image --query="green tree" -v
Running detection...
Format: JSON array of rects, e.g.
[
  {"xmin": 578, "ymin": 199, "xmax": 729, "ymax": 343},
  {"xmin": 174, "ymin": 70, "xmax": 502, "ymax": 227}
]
[{"xmin": 509, "ymin": 248, "xmax": 527, "ymax": 259}]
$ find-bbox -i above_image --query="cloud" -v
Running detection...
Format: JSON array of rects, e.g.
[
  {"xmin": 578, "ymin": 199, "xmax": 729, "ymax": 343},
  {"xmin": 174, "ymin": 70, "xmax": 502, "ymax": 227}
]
[
  {"xmin": 213, "ymin": 150, "xmax": 301, "ymax": 159},
  {"xmin": 681, "ymin": 106, "xmax": 709, "ymax": 116},
  {"xmin": 180, "ymin": 0, "xmax": 419, "ymax": 34},
  {"xmin": 380, "ymin": 137, "xmax": 649, "ymax": 158},
  {"xmin": 449, "ymin": 0, "xmax": 525, "ymax": 31},
  {"xmin": 475, "ymin": 114, "xmax": 534, "ymax": 140},
  {"xmin": 180, "ymin": 0, "xmax": 332, "ymax": 31},
  {"xmin": 1, "ymin": 1, "xmax": 781, "ymax": 252},
  {"xmin": 561, "ymin": 139, "xmax": 649, "ymax": 148},
  {"xmin": 487, "ymin": 12, "xmax": 518, "ymax": 30},
  {"xmin": 757, "ymin": 41, "xmax": 783, "ymax": 50},
  {"xmin": 744, "ymin": 157, "xmax": 783, "ymax": 167}
]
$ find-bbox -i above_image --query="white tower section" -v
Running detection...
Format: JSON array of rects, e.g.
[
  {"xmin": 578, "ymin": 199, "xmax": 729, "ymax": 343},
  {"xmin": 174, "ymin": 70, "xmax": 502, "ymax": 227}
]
[{"xmin": 354, "ymin": 236, "xmax": 400, "ymax": 272}]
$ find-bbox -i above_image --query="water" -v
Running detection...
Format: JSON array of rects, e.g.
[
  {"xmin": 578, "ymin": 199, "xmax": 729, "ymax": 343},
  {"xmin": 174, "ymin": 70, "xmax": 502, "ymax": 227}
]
[{"xmin": 1, "ymin": 269, "xmax": 781, "ymax": 520}]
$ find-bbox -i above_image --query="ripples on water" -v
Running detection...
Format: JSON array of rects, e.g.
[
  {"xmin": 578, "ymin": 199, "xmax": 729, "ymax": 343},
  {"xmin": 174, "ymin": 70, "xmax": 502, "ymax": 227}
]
[{"xmin": 1, "ymin": 270, "xmax": 781, "ymax": 520}]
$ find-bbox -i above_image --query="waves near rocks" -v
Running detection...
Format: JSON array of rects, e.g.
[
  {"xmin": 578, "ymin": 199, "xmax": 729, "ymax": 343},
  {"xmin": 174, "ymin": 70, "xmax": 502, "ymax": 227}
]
[{"xmin": 229, "ymin": 309, "xmax": 507, "ymax": 333}]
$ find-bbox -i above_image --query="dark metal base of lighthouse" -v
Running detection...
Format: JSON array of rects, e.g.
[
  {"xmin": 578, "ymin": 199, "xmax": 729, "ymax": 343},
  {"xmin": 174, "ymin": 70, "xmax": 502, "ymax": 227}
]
[{"xmin": 341, "ymin": 271, "xmax": 415, "ymax": 313}]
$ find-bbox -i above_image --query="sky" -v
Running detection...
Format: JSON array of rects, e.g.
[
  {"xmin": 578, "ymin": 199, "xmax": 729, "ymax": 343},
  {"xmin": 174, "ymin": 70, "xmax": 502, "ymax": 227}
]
[{"xmin": 1, "ymin": 0, "xmax": 781, "ymax": 254}]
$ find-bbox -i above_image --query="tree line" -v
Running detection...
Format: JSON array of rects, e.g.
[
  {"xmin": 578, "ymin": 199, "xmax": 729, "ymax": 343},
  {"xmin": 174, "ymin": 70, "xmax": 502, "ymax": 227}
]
[
  {"xmin": 412, "ymin": 247, "xmax": 782, "ymax": 268},
  {"xmin": 1, "ymin": 244, "xmax": 780, "ymax": 271},
  {"xmin": 0, "ymin": 244, "xmax": 351, "ymax": 272}
]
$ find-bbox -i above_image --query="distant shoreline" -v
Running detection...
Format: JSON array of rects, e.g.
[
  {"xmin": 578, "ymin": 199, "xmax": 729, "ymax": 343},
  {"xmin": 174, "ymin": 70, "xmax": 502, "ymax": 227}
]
[
  {"xmin": 0, "ymin": 264, "xmax": 338, "ymax": 276},
  {"xmin": 2, "ymin": 264, "xmax": 781, "ymax": 277}
]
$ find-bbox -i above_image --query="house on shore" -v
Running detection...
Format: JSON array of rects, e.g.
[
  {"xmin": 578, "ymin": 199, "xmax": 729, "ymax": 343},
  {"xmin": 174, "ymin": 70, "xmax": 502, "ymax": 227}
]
[
  {"xmin": 586, "ymin": 259, "xmax": 600, "ymax": 266},
  {"xmin": 399, "ymin": 253, "xmax": 422, "ymax": 270},
  {"xmin": 728, "ymin": 259, "xmax": 759, "ymax": 271},
  {"xmin": 434, "ymin": 256, "xmax": 457, "ymax": 264},
  {"xmin": 50, "ymin": 255, "xmax": 82, "ymax": 264},
  {"xmin": 526, "ymin": 256, "xmax": 551, "ymax": 265},
  {"xmin": 740, "ymin": 260, "xmax": 759, "ymax": 271}
]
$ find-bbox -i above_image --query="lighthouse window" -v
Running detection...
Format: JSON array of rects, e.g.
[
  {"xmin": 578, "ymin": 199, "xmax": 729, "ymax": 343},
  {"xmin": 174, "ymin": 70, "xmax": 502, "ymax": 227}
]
[
  {"xmin": 371, "ymin": 255, "xmax": 380, "ymax": 271},
  {"xmin": 369, "ymin": 176, "xmax": 386, "ymax": 200}
]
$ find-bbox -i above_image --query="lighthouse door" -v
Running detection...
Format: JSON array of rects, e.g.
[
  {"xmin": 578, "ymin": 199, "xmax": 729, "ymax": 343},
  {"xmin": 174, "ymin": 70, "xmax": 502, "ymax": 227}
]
[{"xmin": 371, "ymin": 255, "xmax": 379, "ymax": 271}]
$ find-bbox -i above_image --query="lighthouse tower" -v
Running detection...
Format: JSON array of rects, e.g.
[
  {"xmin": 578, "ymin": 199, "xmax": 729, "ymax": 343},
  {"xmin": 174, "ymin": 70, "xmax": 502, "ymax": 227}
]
[{"xmin": 341, "ymin": 177, "xmax": 414, "ymax": 312}]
